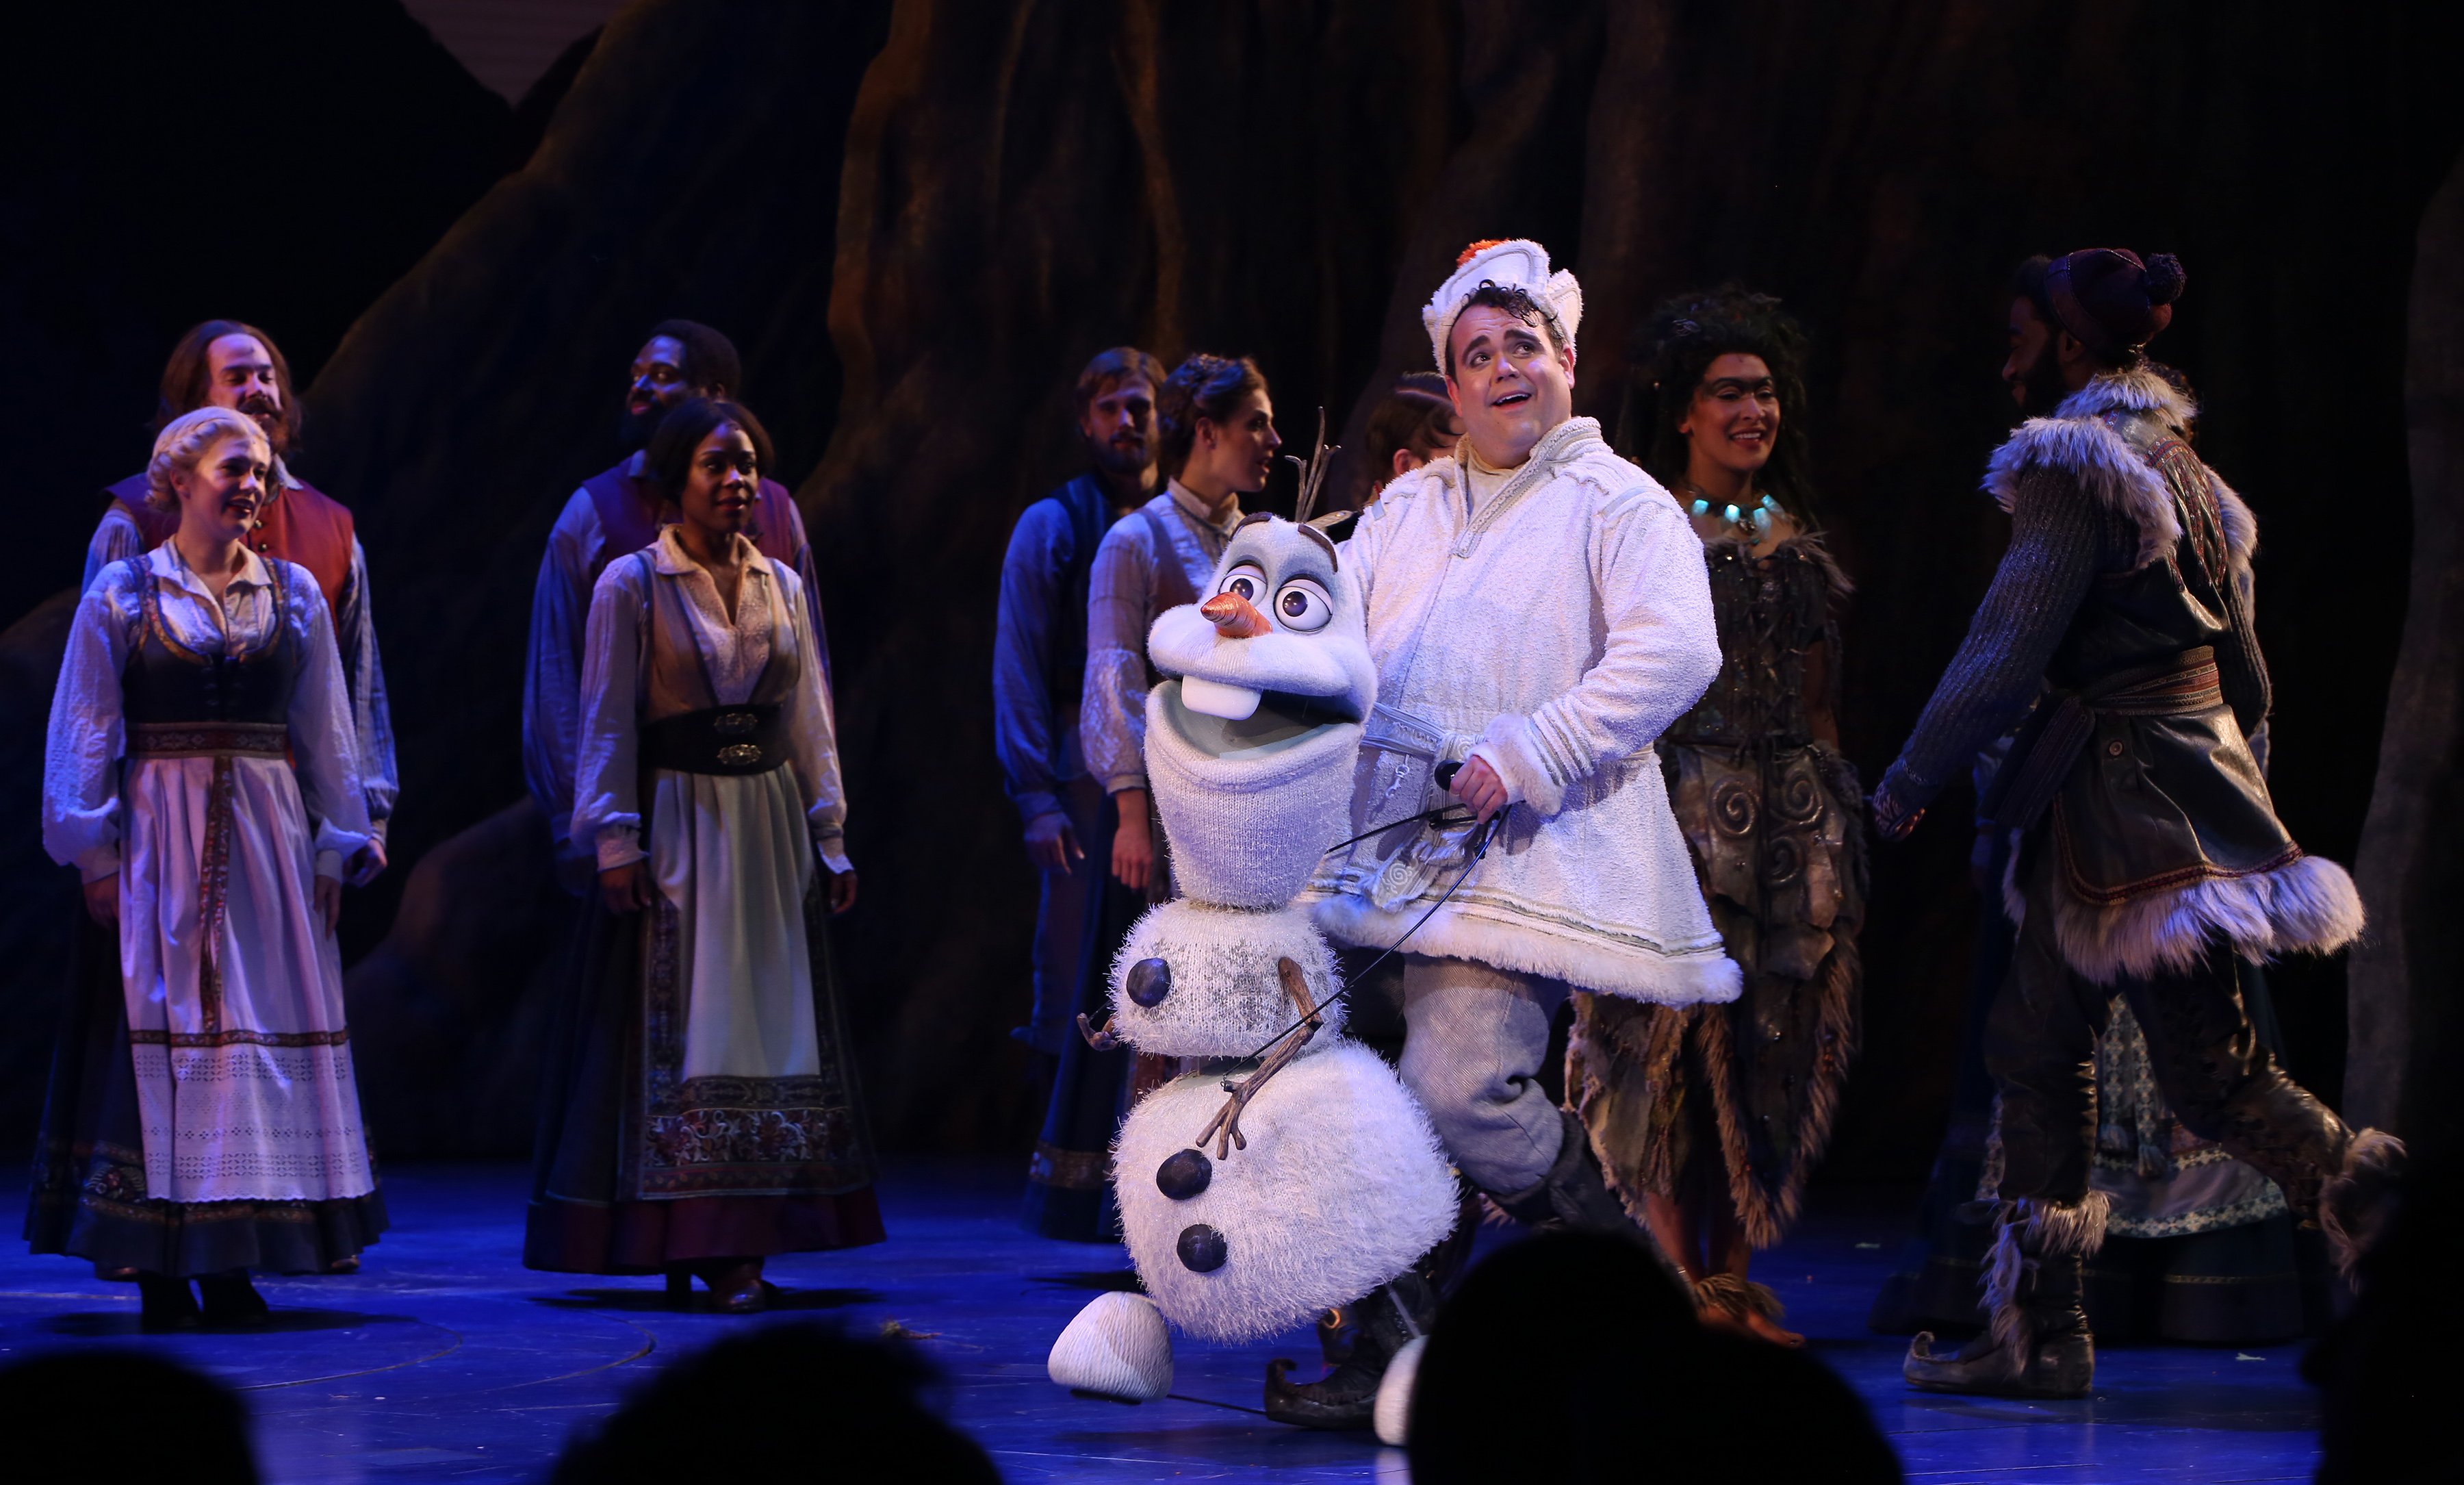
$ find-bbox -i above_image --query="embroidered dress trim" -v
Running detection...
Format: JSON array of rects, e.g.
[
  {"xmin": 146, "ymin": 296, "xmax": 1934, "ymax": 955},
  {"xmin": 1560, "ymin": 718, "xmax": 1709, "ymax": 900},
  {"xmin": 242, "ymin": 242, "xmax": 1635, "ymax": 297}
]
[
  {"xmin": 129, "ymin": 722, "xmax": 290, "ymax": 758},
  {"xmin": 620, "ymin": 896, "xmax": 871, "ymax": 1199}
]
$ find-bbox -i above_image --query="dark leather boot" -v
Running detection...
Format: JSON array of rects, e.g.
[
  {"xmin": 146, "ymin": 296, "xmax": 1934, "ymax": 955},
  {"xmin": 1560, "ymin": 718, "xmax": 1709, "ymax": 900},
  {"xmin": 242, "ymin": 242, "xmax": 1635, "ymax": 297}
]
[
  {"xmin": 136, "ymin": 1273, "xmax": 200, "ymax": 1332},
  {"xmin": 1264, "ymin": 1271, "xmax": 1435, "ymax": 1430},
  {"xmin": 1905, "ymin": 1237, "xmax": 2093, "ymax": 1399},
  {"xmin": 197, "ymin": 1271, "xmax": 270, "ymax": 1328}
]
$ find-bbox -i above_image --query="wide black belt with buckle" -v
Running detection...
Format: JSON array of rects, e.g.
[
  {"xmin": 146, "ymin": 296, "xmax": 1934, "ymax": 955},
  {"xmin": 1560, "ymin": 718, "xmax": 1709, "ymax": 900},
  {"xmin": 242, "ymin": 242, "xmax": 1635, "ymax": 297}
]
[{"xmin": 641, "ymin": 704, "xmax": 790, "ymax": 776}]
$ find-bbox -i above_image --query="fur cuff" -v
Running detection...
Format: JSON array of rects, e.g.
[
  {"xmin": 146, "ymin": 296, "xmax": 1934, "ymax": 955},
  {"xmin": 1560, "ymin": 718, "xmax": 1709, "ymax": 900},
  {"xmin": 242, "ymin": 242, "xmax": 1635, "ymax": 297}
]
[
  {"xmin": 2320, "ymin": 1129, "xmax": 2407, "ymax": 1282},
  {"xmin": 1467, "ymin": 714, "xmax": 1565, "ymax": 817},
  {"xmin": 2018, "ymin": 1191, "xmax": 2111, "ymax": 1258},
  {"xmin": 2048, "ymin": 852, "xmax": 2365, "ymax": 985},
  {"xmin": 1981, "ymin": 1210, "xmax": 2029, "ymax": 1371}
]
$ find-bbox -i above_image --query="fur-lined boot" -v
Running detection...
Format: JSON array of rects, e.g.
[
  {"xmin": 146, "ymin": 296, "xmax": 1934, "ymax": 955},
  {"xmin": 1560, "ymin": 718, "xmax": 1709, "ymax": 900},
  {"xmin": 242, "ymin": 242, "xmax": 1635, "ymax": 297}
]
[
  {"xmin": 1264, "ymin": 1271, "xmax": 1436, "ymax": 1430},
  {"xmin": 2320, "ymin": 1128, "xmax": 2407, "ymax": 1283},
  {"xmin": 1904, "ymin": 1195, "xmax": 2105, "ymax": 1399}
]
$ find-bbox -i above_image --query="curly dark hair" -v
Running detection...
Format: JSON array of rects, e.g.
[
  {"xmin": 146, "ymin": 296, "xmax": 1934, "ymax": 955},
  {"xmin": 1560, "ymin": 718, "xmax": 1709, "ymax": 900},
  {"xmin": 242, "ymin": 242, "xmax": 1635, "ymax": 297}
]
[
  {"xmin": 1619, "ymin": 287, "xmax": 1818, "ymax": 520},
  {"xmin": 1156, "ymin": 353, "xmax": 1266, "ymax": 477},
  {"xmin": 1442, "ymin": 283, "xmax": 1563, "ymax": 374}
]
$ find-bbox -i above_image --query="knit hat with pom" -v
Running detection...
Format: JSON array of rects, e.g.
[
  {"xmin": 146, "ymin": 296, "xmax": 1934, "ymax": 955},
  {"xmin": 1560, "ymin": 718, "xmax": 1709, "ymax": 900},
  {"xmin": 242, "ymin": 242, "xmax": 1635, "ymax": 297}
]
[{"xmin": 2046, "ymin": 248, "xmax": 2186, "ymax": 359}]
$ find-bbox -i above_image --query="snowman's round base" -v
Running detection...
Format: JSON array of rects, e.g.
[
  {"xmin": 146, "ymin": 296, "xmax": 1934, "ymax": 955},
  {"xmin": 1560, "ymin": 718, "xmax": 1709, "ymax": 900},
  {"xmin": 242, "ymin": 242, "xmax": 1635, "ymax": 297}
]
[{"xmin": 1116, "ymin": 1041, "xmax": 1459, "ymax": 1343}]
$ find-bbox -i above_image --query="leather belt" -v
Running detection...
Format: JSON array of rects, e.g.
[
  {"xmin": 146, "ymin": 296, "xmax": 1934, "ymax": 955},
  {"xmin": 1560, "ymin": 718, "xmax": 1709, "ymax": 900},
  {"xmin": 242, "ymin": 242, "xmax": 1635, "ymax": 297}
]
[
  {"xmin": 1980, "ymin": 647, "xmax": 2223, "ymax": 835},
  {"xmin": 127, "ymin": 721, "xmax": 290, "ymax": 759},
  {"xmin": 641, "ymin": 705, "xmax": 789, "ymax": 776}
]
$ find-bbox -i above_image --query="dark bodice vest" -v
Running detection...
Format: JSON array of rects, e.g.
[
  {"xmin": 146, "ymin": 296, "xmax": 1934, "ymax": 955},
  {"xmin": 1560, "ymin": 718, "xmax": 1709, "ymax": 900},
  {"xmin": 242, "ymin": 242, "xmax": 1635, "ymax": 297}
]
[
  {"xmin": 1666, "ymin": 539, "xmax": 1835, "ymax": 750},
  {"xmin": 1989, "ymin": 408, "xmax": 2295, "ymax": 909},
  {"xmin": 1658, "ymin": 534, "xmax": 1863, "ymax": 985},
  {"xmin": 122, "ymin": 563, "xmax": 298, "ymax": 741},
  {"xmin": 632, "ymin": 550, "xmax": 798, "ymax": 777},
  {"xmin": 2047, "ymin": 411, "xmax": 2268, "ymax": 733}
]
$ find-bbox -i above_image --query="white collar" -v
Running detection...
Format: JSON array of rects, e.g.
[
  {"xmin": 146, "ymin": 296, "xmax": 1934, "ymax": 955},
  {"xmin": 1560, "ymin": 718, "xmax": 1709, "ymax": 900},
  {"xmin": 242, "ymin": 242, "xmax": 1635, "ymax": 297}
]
[
  {"xmin": 650, "ymin": 523, "xmax": 763, "ymax": 577},
  {"xmin": 1167, "ymin": 477, "xmax": 1241, "ymax": 533},
  {"xmin": 146, "ymin": 539, "xmax": 274, "ymax": 598}
]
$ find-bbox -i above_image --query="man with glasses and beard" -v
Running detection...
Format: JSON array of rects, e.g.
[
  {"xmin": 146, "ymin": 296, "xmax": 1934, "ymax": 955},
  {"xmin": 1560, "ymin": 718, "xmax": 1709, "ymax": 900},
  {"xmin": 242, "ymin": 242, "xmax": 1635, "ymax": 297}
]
[
  {"xmin": 997, "ymin": 347, "xmax": 1164, "ymax": 1239},
  {"xmin": 84, "ymin": 320, "xmax": 397, "ymax": 881},
  {"xmin": 522, "ymin": 320, "xmax": 828, "ymax": 890}
]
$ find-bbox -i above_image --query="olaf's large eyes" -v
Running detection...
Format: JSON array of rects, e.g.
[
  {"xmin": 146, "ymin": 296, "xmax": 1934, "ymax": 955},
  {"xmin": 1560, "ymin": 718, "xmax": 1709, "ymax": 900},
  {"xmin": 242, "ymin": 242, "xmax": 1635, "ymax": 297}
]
[
  {"xmin": 1273, "ymin": 578, "xmax": 1333, "ymax": 633},
  {"xmin": 1216, "ymin": 563, "xmax": 1266, "ymax": 605}
]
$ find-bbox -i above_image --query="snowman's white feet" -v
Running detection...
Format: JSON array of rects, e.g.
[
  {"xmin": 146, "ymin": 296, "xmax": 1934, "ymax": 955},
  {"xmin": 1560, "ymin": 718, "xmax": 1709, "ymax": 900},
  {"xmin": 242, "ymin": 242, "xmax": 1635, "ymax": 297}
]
[
  {"xmin": 1049, "ymin": 1291, "xmax": 1174, "ymax": 1401},
  {"xmin": 1373, "ymin": 1334, "xmax": 1426, "ymax": 1445}
]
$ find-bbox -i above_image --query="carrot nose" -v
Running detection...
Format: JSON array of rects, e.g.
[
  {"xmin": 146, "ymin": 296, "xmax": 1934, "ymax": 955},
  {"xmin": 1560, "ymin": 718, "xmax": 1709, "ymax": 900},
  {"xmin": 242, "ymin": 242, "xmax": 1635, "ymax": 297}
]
[{"xmin": 1201, "ymin": 592, "xmax": 1272, "ymax": 637}]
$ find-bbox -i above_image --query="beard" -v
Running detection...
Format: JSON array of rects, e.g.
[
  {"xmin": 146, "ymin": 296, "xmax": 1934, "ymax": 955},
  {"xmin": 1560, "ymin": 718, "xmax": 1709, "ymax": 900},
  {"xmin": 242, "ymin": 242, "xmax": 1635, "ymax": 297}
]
[
  {"xmin": 619, "ymin": 405, "xmax": 663, "ymax": 451},
  {"xmin": 1089, "ymin": 433, "xmax": 1152, "ymax": 480},
  {"xmin": 2013, "ymin": 349, "xmax": 2073, "ymax": 417},
  {"xmin": 236, "ymin": 393, "xmax": 288, "ymax": 455}
]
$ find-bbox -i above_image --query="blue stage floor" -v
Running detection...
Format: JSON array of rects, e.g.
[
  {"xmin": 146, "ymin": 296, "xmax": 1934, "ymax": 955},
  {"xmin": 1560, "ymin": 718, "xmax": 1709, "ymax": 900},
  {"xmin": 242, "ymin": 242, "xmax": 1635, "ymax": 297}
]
[{"xmin": 0, "ymin": 1162, "xmax": 2320, "ymax": 1482}]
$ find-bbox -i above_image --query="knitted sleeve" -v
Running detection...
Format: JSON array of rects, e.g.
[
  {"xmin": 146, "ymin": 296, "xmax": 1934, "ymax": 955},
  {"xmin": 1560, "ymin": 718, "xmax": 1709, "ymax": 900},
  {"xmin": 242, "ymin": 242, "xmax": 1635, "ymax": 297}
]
[{"xmin": 1880, "ymin": 468, "xmax": 2133, "ymax": 809}]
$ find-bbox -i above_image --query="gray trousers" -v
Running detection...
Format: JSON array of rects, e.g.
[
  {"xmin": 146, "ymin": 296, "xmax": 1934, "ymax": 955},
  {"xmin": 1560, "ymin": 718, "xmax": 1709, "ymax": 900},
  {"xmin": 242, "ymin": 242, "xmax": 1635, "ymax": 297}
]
[{"xmin": 1394, "ymin": 953, "xmax": 1569, "ymax": 1196}]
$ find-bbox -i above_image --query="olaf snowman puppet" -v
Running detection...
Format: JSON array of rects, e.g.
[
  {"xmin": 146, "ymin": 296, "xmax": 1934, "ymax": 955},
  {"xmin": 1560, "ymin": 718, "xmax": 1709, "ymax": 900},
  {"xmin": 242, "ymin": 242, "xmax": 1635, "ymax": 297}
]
[{"xmin": 1044, "ymin": 475, "xmax": 1461, "ymax": 1437}]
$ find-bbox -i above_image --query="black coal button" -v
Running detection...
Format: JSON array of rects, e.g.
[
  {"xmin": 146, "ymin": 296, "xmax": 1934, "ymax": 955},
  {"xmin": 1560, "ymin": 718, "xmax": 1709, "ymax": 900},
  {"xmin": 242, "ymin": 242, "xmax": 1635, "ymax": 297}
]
[
  {"xmin": 1127, "ymin": 958, "xmax": 1172, "ymax": 1007},
  {"xmin": 1177, "ymin": 1223, "xmax": 1227, "ymax": 1272},
  {"xmin": 1156, "ymin": 1149, "xmax": 1212, "ymax": 1200}
]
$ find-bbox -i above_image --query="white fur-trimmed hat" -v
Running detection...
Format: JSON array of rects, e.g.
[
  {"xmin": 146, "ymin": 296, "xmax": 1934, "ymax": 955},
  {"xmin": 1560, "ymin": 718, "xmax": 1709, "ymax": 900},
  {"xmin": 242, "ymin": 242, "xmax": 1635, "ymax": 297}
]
[{"xmin": 1422, "ymin": 238, "xmax": 1583, "ymax": 372}]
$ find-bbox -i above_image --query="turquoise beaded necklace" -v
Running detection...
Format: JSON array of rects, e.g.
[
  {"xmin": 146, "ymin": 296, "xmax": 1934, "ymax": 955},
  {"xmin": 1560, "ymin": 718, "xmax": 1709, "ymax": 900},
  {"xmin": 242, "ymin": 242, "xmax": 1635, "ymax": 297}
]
[{"xmin": 1682, "ymin": 480, "xmax": 1785, "ymax": 540}]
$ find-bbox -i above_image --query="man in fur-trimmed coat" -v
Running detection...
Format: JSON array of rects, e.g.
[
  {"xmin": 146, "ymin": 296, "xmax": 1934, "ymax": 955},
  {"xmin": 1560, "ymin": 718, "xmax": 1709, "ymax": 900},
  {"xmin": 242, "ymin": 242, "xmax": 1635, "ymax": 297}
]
[
  {"xmin": 1307, "ymin": 240, "xmax": 1737, "ymax": 1241},
  {"xmin": 1871, "ymin": 248, "xmax": 2400, "ymax": 1399}
]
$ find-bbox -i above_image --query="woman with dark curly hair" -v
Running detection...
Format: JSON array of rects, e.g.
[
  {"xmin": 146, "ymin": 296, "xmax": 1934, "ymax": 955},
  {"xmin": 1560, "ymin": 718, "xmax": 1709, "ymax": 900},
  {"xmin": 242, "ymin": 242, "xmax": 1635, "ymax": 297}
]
[{"xmin": 1570, "ymin": 289, "xmax": 1868, "ymax": 1345}]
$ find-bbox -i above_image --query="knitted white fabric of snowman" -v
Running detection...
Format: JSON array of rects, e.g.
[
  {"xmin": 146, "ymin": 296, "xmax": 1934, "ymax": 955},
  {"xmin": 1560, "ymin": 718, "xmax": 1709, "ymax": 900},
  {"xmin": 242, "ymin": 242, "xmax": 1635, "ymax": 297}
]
[{"xmin": 1047, "ymin": 515, "xmax": 1459, "ymax": 1393}]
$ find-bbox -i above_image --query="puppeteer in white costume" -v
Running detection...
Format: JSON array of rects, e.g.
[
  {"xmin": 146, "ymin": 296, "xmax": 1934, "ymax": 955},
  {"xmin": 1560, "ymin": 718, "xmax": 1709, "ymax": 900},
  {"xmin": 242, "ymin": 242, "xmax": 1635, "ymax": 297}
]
[
  {"xmin": 1046, "ymin": 501, "xmax": 1459, "ymax": 1440},
  {"xmin": 34, "ymin": 407, "xmax": 384, "ymax": 1325}
]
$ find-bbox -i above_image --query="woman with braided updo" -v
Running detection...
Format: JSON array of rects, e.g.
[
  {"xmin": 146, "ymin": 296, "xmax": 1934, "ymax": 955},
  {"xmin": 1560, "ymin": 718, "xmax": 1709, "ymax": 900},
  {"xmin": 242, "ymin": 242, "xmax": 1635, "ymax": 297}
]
[
  {"xmin": 35, "ymin": 407, "xmax": 385, "ymax": 1325},
  {"xmin": 1571, "ymin": 289, "xmax": 1869, "ymax": 1345}
]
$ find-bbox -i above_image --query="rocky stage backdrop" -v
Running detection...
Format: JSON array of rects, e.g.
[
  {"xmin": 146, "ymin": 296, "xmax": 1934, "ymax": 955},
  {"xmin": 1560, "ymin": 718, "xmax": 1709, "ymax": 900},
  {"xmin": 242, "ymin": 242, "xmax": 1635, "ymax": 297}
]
[{"xmin": 4, "ymin": 0, "xmax": 2461, "ymax": 1178}]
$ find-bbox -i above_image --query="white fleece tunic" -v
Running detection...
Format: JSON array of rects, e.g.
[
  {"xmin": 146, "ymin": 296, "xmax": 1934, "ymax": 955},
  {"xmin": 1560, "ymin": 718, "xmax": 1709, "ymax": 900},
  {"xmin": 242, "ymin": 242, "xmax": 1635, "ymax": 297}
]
[{"xmin": 1304, "ymin": 417, "xmax": 1741, "ymax": 1004}]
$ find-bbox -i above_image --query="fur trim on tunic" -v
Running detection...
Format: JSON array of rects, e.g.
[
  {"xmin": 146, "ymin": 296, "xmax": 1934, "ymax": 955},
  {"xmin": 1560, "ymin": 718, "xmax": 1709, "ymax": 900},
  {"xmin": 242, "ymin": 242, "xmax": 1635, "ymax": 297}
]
[
  {"xmin": 1983, "ymin": 366, "xmax": 2257, "ymax": 574},
  {"xmin": 2035, "ymin": 850, "xmax": 2365, "ymax": 986},
  {"xmin": 1313, "ymin": 893, "xmax": 1742, "ymax": 1006}
]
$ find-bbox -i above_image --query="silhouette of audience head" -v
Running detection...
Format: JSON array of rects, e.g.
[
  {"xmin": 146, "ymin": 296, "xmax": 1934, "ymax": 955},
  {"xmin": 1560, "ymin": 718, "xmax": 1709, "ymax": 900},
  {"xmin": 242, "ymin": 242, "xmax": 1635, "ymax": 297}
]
[
  {"xmin": 1409, "ymin": 1230, "xmax": 1902, "ymax": 1484},
  {"xmin": 0, "ymin": 1350, "xmax": 257, "ymax": 1484},
  {"xmin": 550, "ymin": 1321, "xmax": 998, "ymax": 1484}
]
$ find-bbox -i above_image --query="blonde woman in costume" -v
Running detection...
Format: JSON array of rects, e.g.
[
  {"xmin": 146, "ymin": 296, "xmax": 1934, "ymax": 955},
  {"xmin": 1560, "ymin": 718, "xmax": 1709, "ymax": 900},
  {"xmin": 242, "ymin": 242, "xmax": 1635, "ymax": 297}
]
[{"xmin": 36, "ymin": 407, "xmax": 383, "ymax": 1328}]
